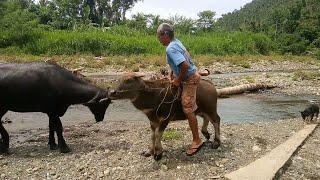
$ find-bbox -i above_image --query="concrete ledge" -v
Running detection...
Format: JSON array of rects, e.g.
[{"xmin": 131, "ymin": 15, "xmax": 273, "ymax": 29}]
[{"xmin": 225, "ymin": 124, "xmax": 318, "ymax": 180}]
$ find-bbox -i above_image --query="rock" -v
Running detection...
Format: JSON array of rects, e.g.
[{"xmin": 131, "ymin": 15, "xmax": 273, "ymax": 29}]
[
  {"xmin": 215, "ymin": 161, "xmax": 223, "ymax": 167},
  {"xmin": 26, "ymin": 168, "xmax": 33, "ymax": 173},
  {"xmin": 99, "ymin": 173, "xmax": 105, "ymax": 178},
  {"xmin": 252, "ymin": 145, "xmax": 261, "ymax": 152},
  {"xmin": 39, "ymin": 133, "xmax": 48, "ymax": 137},
  {"xmin": 294, "ymin": 156, "xmax": 303, "ymax": 161},
  {"xmin": 160, "ymin": 165, "xmax": 168, "ymax": 171},
  {"xmin": 104, "ymin": 169, "xmax": 110, "ymax": 175},
  {"xmin": 33, "ymin": 167, "xmax": 40, "ymax": 171},
  {"xmin": 221, "ymin": 136, "xmax": 227, "ymax": 141},
  {"xmin": 210, "ymin": 175, "xmax": 221, "ymax": 179},
  {"xmin": 78, "ymin": 166, "xmax": 85, "ymax": 172},
  {"xmin": 220, "ymin": 158, "xmax": 229, "ymax": 164}
]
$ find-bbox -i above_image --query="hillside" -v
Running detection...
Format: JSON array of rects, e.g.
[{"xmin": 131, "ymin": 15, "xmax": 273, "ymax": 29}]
[
  {"xmin": 216, "ymin": 0, "xmax": 320, "ymax": 54},
  {"xmin": 217, "ymin": 0, "xmax": 319, "ymax": 33}
]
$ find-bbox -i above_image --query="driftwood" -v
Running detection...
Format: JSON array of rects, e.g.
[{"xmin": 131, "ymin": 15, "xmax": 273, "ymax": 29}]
[
  {"xmin": 217, "ymin": 83, "xmax": 276, "ymax": 97},
  {"xmin": 144, "ymin": 77, "xmax": 275, "ymax": 97}
]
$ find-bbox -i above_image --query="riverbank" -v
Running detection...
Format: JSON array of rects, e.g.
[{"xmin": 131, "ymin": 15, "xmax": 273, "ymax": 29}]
[
  {"xmin": 0, "ymin": 58, "xmax": 320, "ymax": 179},
  {"xmin": 1, "ymin": 118, "xmax": 315, "ymax": 179}
]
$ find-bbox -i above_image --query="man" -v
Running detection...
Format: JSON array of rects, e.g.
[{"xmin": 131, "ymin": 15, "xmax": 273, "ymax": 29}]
[{"xmin": 157, "ymin": 23, "xmax": 203, "ymax": 156}]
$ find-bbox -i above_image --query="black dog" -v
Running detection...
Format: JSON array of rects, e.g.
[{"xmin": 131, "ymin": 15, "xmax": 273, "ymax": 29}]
[{"xmin": 301, "ymin": 104, "xmax": 319, "ymax": 123}]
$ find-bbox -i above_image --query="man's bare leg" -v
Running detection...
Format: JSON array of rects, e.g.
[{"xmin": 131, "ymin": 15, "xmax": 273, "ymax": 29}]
[{"xmin": 186, "ymin": 112, "xmax": 203, "ymax": 154}]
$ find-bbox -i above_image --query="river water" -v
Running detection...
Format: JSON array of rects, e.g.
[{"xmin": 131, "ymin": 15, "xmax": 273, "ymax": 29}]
[
  {"xmin": 3, "ymin": 72, "xmax": 320, "ymax": 132},
  {"xmin": 3, "ymin": 93, "xmax": 318, "ymax": 132}
]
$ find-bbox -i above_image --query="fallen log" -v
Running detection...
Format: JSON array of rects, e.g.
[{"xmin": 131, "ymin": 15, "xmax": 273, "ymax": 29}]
[{"xmin": 217, "ymin": 83, "xmax": 276, "ymax": 97}]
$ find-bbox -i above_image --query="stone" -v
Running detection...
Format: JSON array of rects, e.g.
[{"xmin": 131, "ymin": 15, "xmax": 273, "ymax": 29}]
[{"xmin": 252, "ymin": 145, "xmax": 261, "ymax": 152}]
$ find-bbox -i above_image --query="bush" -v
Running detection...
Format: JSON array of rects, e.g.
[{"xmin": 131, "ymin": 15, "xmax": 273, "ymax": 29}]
[
  {"xmin": 0, "ymin": 2, "xmax": 43, "ymax": 48},
  {"xmin": 251, "ymin": 33, "xmax": 274, "ymax": 55},
  {"xmin": 312, "ymin": 37, "xmax": 320, "ymax": 48},
  {"xmin": 278, "ymin": 34, "xmax": 309, "ymax": 55},
  {"xmin": 315, "ymin": 50, "xmax": 320, "ymax": 60}
]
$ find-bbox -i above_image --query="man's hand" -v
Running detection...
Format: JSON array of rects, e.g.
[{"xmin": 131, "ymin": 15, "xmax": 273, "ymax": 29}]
[{"xmin": 171, "ymin": 78, "xmax": 181, "ymax": 87}]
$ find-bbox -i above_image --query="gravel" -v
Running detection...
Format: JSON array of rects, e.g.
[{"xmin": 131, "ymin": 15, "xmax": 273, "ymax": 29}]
[
  {"xmin": 0, "ymin": 119, "xmax": 307, "ymax": 179},
  {"xmin": 0, "ymin": 59, "xmax": 320, "ymax": 179}
]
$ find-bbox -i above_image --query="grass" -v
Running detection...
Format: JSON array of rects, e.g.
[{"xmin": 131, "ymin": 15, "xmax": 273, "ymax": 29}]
[
  {"xmin": 244, "ymin": 76, "xmax": 255, "ymax": 83},
  {"xmin": 1, "ymin": 29, "xmax": 276, "ymax": 56},
  {"xmin": 163, "ymin": 129, "xmax": 183, "ymax": 141},
  {"xmin": 292, "ymin": 70, "xmax": 320, "ymax": 81}
]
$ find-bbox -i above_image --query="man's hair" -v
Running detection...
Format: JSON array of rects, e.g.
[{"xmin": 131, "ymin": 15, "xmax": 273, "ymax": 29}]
[{"xmin": 157, "ymin": 23, "xmax": 174, "ymax": 39}]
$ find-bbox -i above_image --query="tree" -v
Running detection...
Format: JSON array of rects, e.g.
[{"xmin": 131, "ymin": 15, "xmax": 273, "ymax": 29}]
[
  {"xmin": 168, "ymin": 14, "xmax": 195, "ymax": 34},
  {"xmin": 27, "ymin": 0, "xmax": 142, "ymax": 29},
  {"xmin": 196, "ymin": 10, "xmax": 215, "ymax": 31},
  {"xmin": 127, "ymin": 12, "xmax": 162, "ymax": 33},
  {"xmin": 0, "ymin": 0, "xmax": 41, "ymax": 48}
]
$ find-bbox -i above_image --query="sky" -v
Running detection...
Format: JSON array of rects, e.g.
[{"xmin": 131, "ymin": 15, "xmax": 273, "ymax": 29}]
[{"xmin": 126, "ymin": 0, "xmax": 253, "ymax": 20}]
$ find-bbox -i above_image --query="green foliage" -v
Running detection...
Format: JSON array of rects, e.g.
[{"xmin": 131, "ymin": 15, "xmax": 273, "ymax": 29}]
[
  {"xmin": 315, "ymin": 50, "xmax": 320, "ymax": 60},
  {"xmin": 244, "ymin": 76, "xmax": 255, "ymax": 83},
  {"xmin": 127, "ymin": 13, "xmax": 161, "ymax": 34},
  {"xmin": 183, "ymin": 31, "xmax": 274, "ymax": 56},
  {"xmin": 0, "ymin": 0, "xmax": 43, "ymax": 48},
  {"xmin": 313, "ymin": 37, "xmax": 320, "ymax": 48},
  {"xmin": 0, "ymin": 27, "xmax": 275, "ymax": 56},
  {"xmin": 277, "ymin": 34, "xmax": 309, "ymax": 55},
  {"xmin": 0, "ymin": 0, "xmax": 317, "ymax": 57},
  {"xmin": 293, "ymin": 70, "xmax": 320, "ymax": 81},
  {"xmin": 25, "ymin": 29, "xmax": 161, "ymax": 56},
  {"xmin": 217, "ymin": 0, "xmax": 320, "ymax": 55},
  {"xmin": 168, "ymin": 14, "xmax": 195, "ymax": 34},
  {"xmin": 163, "ymin": 129, "xmax": 182, "ymax": 141},
  {"xmin": 197, "ymin": 10, "xmax": 216, "ymax": 31}
]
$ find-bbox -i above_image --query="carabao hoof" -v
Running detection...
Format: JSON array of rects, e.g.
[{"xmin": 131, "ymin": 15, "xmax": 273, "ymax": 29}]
[
  {"xmin": 212, "ymin": 140, "xmax": 221, "ymax": 149},
  {"xmin": 60, "ymin": 145, "xmax": 71, "ymax": 153},
  {"xmin": 154, "ymin": 153, "xmax": 163, "ymax": 161},
  {"xmin": 0, "ymin": 143, "xmax": 9, "ymax": 154},
  {"xmin": 49, "ymin": 143, "xmax": 58, "ymax": 150}
]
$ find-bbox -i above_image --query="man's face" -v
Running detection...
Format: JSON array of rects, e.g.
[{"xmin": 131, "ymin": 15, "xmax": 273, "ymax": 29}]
[{"xmin": 157, "ymin": 32, "xmax": 170, "ymax": 46}]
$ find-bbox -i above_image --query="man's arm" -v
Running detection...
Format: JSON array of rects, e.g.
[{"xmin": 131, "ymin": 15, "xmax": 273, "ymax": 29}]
[{"xmin": 172, "ymin": 61, "xmax": 189, "ymax": 86}]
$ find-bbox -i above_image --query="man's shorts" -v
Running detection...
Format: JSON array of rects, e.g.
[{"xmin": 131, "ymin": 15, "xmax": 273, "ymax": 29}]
[{"xmin": 181, "ymin": 72, "xmax": 201, "ymax": 114}]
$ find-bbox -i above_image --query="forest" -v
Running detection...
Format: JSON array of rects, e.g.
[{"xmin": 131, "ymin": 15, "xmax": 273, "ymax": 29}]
[{"xmin": 0, "ymin": 0, "xmax": 319, "ymax": 58}]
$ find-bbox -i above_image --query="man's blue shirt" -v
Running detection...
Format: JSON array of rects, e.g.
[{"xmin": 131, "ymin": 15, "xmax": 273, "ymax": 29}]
[{"xmin": 166, "ymin": 38, "xmax": 196, "ymax": 79}]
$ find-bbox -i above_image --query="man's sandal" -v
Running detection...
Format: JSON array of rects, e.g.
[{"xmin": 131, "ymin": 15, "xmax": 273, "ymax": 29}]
[{"xmin": 186, "ymin": 142, "xmax": 204, "ymax": 156}]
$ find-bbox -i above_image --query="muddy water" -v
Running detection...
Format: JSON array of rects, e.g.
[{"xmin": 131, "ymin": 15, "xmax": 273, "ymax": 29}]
[
  {"xmin": 3, "ymin": 105, "xmax": 95, "ymax": 132},
  {"xmin": 219, "ymin": 93, "xmax": 319, "ymax": 123},
  {"xmin": 3, "ymin": 93, "xmax": 318, "ymax": 133}
]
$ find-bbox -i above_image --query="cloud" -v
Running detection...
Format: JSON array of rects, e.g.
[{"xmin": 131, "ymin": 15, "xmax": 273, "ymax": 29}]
[{"xmin": 127, "ymin": 0, "xmax": 252, "ymax": 19}]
